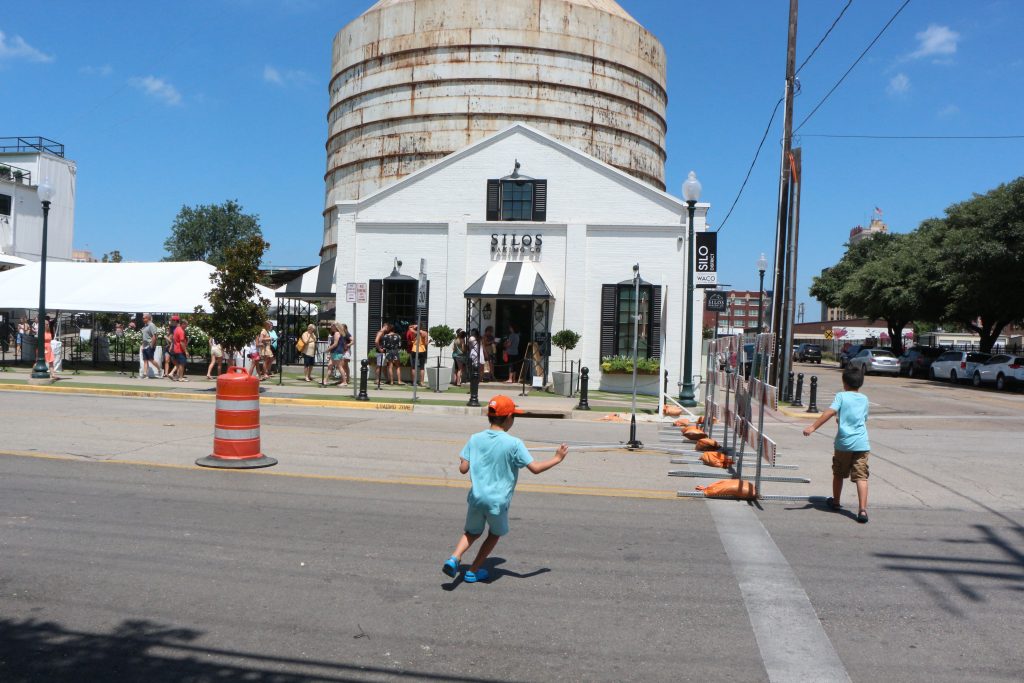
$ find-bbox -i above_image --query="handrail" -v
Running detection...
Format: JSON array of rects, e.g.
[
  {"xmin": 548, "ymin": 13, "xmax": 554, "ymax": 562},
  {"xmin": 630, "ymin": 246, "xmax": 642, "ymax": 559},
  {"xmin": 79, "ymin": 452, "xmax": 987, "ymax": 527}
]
[{"xmin": 0, "ymin": 136, "xmax": 65, "ymax": 157}]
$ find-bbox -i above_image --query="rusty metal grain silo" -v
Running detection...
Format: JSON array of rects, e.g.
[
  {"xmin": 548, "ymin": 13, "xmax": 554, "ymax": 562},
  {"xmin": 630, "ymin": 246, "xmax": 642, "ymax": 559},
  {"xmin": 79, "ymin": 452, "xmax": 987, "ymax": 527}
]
[{"xmin": 322, "ymin": 0, "xmax": 667, "ymax": 256}]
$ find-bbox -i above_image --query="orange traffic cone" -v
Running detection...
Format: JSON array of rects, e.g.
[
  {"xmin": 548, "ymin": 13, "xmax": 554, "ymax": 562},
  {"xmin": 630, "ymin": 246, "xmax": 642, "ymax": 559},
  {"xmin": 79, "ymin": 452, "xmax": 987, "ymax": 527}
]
[{"xmin": 196, "ymin": 367, "xmax": 277, "ymax": 469}]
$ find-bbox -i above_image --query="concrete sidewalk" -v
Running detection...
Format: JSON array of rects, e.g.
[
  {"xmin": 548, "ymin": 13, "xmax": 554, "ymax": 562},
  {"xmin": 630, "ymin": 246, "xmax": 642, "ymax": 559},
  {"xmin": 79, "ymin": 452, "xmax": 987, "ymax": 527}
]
[{"xmin": 0, "ymin": 364, "xmax": 669, "ymax": 421}]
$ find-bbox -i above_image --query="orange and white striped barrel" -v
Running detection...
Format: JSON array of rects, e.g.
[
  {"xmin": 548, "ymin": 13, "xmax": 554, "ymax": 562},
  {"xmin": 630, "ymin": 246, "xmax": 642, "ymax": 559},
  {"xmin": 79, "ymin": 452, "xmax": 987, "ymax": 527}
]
[{"xmin": 196, "ymin": 367, "xmax": 277, "ymax": 469}]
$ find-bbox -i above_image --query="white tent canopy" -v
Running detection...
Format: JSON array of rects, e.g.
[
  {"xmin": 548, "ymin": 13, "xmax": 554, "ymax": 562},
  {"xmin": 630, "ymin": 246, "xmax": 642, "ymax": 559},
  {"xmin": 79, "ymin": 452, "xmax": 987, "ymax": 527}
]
[
  {"xmin": 0, "ymin": 261, "xmax": 275, "ymax": 313},
  {"xmin": 0, "ymin": 252, "xmax": 31, "ymax": 269}
]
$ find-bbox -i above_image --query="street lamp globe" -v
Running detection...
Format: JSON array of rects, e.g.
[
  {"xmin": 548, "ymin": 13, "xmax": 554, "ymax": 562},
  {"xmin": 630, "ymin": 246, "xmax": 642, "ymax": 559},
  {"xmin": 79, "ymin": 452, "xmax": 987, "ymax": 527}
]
[
  {"xmin": 37, "ymin": 178, "xmax": 55, "ymax": 203},
  {"xmin": 682, "ymin": 171, "xmax": 702, "ymax": 203},
  {"xmin": 757, "ymin": 252, "xmax": 768, "ymax": 273}
]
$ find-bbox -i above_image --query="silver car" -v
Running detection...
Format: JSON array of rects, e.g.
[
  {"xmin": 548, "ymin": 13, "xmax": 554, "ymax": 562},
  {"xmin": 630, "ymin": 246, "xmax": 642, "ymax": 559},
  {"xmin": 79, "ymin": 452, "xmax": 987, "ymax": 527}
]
[
  {"xmin": 973, "ymin": 354, "xmax": 1024, "ymax": 391},
  {"xmin": 929, "ymin": 351, "xmax": 989, "ymax": 383},
  {"xmin": 848, "ymin": 348, "xmax": 900, "ymax": 375}
]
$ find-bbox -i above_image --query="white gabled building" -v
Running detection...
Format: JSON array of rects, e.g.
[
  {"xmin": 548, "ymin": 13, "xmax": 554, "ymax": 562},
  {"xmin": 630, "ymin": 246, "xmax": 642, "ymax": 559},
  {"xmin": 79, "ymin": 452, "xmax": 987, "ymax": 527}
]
[{"xmin": 328, "ymin": 123, "xmax": 708, "ymax": 394}]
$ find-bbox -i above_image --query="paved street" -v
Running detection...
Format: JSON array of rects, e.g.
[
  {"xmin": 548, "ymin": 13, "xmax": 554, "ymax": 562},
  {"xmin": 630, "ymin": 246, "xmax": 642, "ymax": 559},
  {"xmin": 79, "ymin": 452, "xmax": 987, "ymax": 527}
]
[{"xmin": 1, "ymin": 371, "xmax": 1023, "ymax": 681}]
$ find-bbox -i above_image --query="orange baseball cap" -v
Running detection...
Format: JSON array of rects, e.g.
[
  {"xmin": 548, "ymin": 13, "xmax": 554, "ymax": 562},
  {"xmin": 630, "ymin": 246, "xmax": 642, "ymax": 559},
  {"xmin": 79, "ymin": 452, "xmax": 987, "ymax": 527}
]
[{"xmin": 488, "ymin": 395, "xmax": 525, "ymax": 417}]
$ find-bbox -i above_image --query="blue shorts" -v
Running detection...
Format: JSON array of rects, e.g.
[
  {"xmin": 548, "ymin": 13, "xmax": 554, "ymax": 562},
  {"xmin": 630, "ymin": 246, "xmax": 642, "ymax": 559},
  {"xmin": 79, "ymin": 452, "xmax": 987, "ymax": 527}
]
[
  {"xmin": 465, "ymin": 503, "xmax": 509, "ymax": 537},
  {"xmin": 173, "ymin": 353, "xmax": 187, "ymax": 365},
  {"xmin": 142, "ymin": 346, "xmax": 155, "ymax": 360}
]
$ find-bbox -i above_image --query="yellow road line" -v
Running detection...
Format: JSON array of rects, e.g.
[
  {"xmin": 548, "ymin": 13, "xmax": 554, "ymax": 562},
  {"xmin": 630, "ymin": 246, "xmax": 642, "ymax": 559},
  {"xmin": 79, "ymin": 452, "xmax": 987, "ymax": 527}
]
[{"xmin": 0, "ymin": 449, "xmax": 679, "ymax": 501}]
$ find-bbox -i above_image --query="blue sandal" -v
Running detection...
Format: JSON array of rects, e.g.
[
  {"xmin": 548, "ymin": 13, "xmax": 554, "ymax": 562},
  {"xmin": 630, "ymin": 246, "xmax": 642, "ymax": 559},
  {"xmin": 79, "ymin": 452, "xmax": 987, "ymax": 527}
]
[
  {"xmin": 442, "ymin": 556, "xmax": 459, "ymax": 578},
  {"xmin": 463, "ymin": 568, "xmax": 489, "ymax": 583}
]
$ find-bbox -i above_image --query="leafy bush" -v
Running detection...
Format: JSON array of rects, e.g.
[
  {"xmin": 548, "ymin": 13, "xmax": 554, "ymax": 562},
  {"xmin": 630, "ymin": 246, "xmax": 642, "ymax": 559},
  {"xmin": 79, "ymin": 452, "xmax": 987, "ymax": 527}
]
[
  {"xmin": 600, "ymin": 355, "xmax": 660, "ymax": 375},
  {"xmin": 428, "ymin": 324, "xmax": 456, "ymax": 349},
  {"xmin": 551, "ymin": 329, "xmax": 581, "ymax": 351},
  {"xmin": 367, "ymin": 348, "xmax": 411, "ymax": 366}
]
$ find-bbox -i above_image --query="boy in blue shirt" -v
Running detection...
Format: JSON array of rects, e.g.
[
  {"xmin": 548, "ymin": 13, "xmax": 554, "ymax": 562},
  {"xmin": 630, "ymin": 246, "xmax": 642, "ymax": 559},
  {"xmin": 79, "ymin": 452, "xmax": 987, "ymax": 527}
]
[
  {"xmin": 803, "ymin": 367, "xmax": 871, "ymax": 523},
  {"xmin": 442, "ymin": 395, "xmax": 569, "ymax": 583}
]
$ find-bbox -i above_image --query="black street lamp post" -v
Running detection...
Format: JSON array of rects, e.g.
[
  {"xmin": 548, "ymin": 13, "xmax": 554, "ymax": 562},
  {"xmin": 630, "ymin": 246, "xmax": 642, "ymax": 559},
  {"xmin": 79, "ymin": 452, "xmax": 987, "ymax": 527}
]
[
  {"xmin": 757, "ymin": 252, "xmax": 768, "ymax": 333},
  {"xmin": 679, "ymin": 171, "xmax": 702, "ymax": 407},
  {"xmin": 31, "ymin": 179, "xmax": 55, "ymax": 380}
]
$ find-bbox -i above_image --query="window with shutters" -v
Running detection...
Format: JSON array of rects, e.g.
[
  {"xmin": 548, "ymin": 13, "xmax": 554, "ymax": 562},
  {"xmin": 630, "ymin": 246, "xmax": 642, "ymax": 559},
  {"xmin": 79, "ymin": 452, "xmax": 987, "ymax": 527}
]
[
  {"xmin": 486, "ymin": 178, "xmax": 547, "ymax": 221},
  {"xmin": 600, "ymin": 283, "xmax": 661, "ymax": 360},
  {"xmin": 367, "ymin": 278, "xmax": 430, "ymax": 352}
]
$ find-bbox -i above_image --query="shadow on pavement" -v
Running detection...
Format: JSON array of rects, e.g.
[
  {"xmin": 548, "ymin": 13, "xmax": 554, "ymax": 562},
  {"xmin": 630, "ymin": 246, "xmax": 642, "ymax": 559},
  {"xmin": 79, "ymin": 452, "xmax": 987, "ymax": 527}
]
[
  {"xmin": 0, "ymin": 617, "xmax": 510, "ymax": 682},
  {"xmin": 442, "ymin": 557, "xmax": 550, "ymax": 591}
]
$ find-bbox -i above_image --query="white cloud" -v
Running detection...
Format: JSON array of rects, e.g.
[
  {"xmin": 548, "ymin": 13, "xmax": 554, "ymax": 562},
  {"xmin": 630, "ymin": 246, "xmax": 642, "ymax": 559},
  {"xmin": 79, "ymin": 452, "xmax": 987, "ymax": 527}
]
[
  {"xmin": 80, "ymin": 64, "xmax": 113, "ymax": 77},
  {"xmin": 909, "ymin": 24, "xmax": 959, "ymax": 60},
  {"xmin": 937, "ymin": 104, "xmax": 960, "ymax": 118},
  {"xmin": 263, "ymin": 64, "xmax": 313, "ymax": 87},
  {"xmin": 887, "ymin": 73, "xmax": 910, "ymax": 96},
  {"xmin": 0, "ymin": 30, "xmax": 54, "ymax": 63},
  {"xmin": 129, "ymin": 75, "xmax": 182, "ymax": 106}
]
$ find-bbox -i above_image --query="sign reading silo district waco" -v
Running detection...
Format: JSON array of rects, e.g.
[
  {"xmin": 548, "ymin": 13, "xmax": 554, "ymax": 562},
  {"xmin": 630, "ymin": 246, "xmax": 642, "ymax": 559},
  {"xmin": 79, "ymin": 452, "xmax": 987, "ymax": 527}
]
[{"xmin": 695, "ymin": 232, "xmax": 717, "ymax": 287}]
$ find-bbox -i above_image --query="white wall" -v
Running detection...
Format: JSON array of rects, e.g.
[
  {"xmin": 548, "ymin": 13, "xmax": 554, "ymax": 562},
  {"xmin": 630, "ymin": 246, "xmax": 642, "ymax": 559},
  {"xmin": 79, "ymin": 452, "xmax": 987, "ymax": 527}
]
[{"xmin": 0, "ymin": 152, "xmax": 75, "ymax": 262}]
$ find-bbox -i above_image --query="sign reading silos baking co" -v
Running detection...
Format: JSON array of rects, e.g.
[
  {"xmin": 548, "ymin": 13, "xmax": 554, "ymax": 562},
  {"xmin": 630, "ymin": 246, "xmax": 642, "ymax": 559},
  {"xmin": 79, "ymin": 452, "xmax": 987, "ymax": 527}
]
[{"xmin": 694, "ymin": 232, "xmax": 718, "ymax": 287}]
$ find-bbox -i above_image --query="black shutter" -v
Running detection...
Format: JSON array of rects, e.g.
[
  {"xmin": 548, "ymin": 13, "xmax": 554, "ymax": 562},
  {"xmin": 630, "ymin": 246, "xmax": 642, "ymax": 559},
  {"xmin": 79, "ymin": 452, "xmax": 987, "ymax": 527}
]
[
  {"xmin": 532, "ymin": 179, "xmax": 547, "ymax": 221},
  {"xmin": 486, "ymin": 179, "xmax": 500, "ymax": 221},
  {"xmin": 650, "ymin": 286, "xmax": 662, "ymax": 359},
  {"xmin": 600, "ymin": 284, "xmax": 617, "ymax": 361},
  {"xmin": 367, "ymin": 279, "xmax": 382, "ymax": 354}
]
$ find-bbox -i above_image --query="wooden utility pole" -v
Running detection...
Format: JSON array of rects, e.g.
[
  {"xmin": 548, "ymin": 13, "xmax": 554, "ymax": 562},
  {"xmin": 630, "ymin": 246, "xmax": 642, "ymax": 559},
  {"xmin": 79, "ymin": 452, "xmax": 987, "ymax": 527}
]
[
  {"xmin": 769, "ymin": 0, "xmax": 798, "ymax": 384},
  {"xmin": 780, "ymin": 148, "xmax": 802, "ymax": 398}
]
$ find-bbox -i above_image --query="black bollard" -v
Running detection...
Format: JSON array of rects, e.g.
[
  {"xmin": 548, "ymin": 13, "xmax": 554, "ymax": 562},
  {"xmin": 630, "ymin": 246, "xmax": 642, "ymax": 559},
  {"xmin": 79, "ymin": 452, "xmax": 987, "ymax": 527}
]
[
  {"xmin": 784, "ymin": 371, "xmax": 794, "ymax": 402},
  {"xmin": 792, "ymin": 372, "xmax": 804, "ymax": 407},
  {"xmin": 806, "ymin": 375, "xmax": 819, "ymax": 413},
  {"xmin": 357, "ymin": 359, "xmax": 369, "ymax": 401},
  {"xmin": 576, "ymin": 367, "xmax": 591, "ymax": 410},
  {"xmin": 467, "ymin": 362, "xmax": 480, "ymax": 407}
]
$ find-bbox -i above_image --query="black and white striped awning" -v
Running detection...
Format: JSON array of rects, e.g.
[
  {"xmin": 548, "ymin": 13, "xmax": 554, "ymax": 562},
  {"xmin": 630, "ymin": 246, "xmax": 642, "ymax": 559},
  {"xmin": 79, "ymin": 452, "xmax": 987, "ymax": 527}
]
[
  {"xmin": 275, "ymin": 257, "xmax": 336, "ymax": 300},
  {"xmin": 464, "ymin": 261, "xmax": 553, "ymax": 299}
]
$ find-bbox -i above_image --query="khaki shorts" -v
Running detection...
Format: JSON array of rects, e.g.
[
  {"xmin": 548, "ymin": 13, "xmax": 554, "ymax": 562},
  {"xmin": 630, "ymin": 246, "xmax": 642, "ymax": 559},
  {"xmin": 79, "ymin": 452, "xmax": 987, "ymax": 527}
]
[{"xmin": 833, "ymin": 450, "xmax": 869, "ymax": 481}]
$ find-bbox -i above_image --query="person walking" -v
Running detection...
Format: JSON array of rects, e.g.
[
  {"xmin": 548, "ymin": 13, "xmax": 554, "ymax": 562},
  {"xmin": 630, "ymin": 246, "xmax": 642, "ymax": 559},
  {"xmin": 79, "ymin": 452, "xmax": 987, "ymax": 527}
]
[
  {"xmin": 339, "ymin": 323, "xmax": 352, "ymax": 386},
  {"xmin": 504, "ymin": 323, "xmax": 521, "ymax": 384},
  {"xmin": 374, "ymin": 322, "xmax": 390, "ymax": 383},
  {"xmin": 452, "ymin": 329, "xmax": 468, "ymax": 386},
  {"xmin": 163, "ymin": 318, "xmax": 177, "ymax": 378},
  {"xmin": 172, "ymin": 318, "xmax": 190, "ymax": 382},
  {"xmin": 258, "ymin": 321, "xmax": 274, "ymax": 381},
  {"xmin": 382, "ymin": 323, "xmax": 404, "ymax": 385},
  {"xmin": 409, "ymin": 323, "xmax": 428, "ymax": 387},
  {"xmin": 43, "ymin": 316, "xmax": 58, "ymax": 380},
  {"xmin": 16, "ymin": 318, "xmax": 26, "ymax": 359},
  {"xmin": 440, "ymin": 395, "xmax": 569, "ymax": 583},
  {"xmin": 206, "ymin": 337, "xmax": 225, "ymax": 380},
  {"xmin": 324, "ymin": 322, "xmax": 343, "ymax": 384},
  {"xmin": 300, "ymin": 324, "xmax": 318, "ymax": 382},
  {"xmin": 140, "ymin": 313, "xmax": 161, "ymax": 378}
]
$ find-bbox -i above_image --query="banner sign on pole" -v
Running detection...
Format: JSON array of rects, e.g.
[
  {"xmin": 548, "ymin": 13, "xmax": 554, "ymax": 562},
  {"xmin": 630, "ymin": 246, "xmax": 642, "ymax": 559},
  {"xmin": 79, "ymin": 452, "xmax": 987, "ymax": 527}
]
[{"xmin": 695, "ymin": 232, "xmax": 718, "ymax": 288}]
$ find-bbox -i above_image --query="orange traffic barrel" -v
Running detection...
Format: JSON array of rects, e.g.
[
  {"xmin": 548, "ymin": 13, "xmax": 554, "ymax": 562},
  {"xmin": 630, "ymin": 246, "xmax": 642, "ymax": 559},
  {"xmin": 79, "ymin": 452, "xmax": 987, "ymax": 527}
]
[{"xmin": 196, "ymin": 367, "xmax": 277, "ymax": 469}]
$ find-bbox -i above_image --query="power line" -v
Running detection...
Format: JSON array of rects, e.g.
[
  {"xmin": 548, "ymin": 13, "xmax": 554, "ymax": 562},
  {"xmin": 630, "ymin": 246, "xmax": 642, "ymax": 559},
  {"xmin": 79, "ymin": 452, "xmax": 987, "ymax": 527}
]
[
  {"xmin": 714, "ymin": 97, "xmax": 784, "ymax": 234},
  {"xmin": 715, "ymin": 1, "xmax": 856, "ymax": 234},
  {"xmin": 801, "ymin": 133, "xmax": 1024, "ymax": 139},
  {"xmin": 795, "ymin": 0, "xmax": 854, "ymax": 75},
  {"xmin": 794, "ymin": 0, "xmax": 912, "ymax": 134}
]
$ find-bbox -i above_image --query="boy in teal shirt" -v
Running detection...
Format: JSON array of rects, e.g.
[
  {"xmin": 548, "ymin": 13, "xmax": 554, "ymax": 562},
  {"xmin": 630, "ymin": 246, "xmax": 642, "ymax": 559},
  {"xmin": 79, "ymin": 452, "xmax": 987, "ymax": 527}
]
[
  {"xmin": 803, "ymin": 367, "xmax": 871, "ymax": 523},
  {"xmin": 442, "ymin": 395, "xmax": 569, "ymax": 583}
]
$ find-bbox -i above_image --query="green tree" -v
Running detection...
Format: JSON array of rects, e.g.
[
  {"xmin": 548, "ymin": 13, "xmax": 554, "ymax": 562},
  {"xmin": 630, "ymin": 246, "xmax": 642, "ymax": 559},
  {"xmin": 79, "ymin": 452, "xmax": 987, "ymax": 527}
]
[
  {"xmin": 810, "ymin": 232, "xmax": 935, "ymax": 354},
  {"xmin": 101, "ymin": 250, "xmax": 123, "ymax": 263},
  {"xmin": 930, "ymin": 177, "xmax": 1024, "ymax": 352},
  {"xmin": 191, "ymin": 237, "xmax": 270, "ymax": 356},
  {"xmin": 163, "ymin": 199, "xmax": 262, "ymax": 268}
]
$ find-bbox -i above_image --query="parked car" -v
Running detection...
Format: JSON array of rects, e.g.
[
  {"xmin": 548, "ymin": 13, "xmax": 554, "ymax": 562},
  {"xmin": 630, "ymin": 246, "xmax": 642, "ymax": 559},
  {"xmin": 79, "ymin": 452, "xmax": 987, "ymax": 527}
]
[
  {"xmin": 972, "ymin": 354, "xmax": 1024, "ymax": 391},
  {"xmin": 898, "ymin": 346, "xmax": 944, "ymax": 378},
  {"xmin": 793, "ymin": 343, "xmax": 822, "ymax": 364},
  {"xmin": 839, "ymin": 344, "xmax": 866, "ymax": 369},
  {"xmin": 929, "ymin": 351, "xmax": 990, "ymax": 383},
  {"xmin": 848, "ymin": 348, "xmax": 900, "ymax": 375}
]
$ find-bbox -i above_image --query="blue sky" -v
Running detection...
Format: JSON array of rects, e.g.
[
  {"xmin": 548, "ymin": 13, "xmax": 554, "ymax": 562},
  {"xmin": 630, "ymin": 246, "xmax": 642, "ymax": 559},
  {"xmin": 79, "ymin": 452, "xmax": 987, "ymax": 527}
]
[{"xmin": 2, "ymin": 0, "xmax": 1021, "ymax": 320}]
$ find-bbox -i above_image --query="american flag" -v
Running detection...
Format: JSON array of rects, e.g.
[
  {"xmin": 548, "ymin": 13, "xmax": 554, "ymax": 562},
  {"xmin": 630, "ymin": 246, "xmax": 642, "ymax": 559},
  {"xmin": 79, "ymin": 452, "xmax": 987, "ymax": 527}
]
[{"xmin": 874, "ymin": 206, "xmax": 883, "ymax": 215}]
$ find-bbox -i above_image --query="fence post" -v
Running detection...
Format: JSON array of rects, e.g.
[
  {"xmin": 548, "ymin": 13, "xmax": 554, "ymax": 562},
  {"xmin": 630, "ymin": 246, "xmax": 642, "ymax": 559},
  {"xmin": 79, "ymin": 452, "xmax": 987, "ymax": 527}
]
[
  {"xmin": 792, "ymin": 372, "xmax": 804, "ymax": 407},
  {"xmin": 357, "ymin": 359, "xmax": 369, "ymax": 401},
  {"xmin": 806, "ymin": 375, "xmax": 819, "ymax": 413},
  {"xmin": 467, "ymin": 361, "xmax": 480, "ymax": 407},
  {"xmin": 576, "ymin": 367, "xmax": 591, "ymax": 410},
  {"xmin": 784, "ymin": 371, "xmax": 794, "ymax": 402}
]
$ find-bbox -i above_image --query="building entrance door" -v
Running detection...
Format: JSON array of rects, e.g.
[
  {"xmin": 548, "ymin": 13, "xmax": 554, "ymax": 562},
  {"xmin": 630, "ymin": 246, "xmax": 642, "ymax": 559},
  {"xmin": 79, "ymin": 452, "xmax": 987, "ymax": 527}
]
[{"xmin": 494, "ymin": 300, "xmax": 532, "ymax": 382}]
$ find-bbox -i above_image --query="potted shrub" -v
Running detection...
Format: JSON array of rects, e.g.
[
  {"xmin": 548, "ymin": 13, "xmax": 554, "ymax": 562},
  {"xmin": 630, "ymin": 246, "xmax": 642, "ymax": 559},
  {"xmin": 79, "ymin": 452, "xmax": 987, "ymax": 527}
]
[
  {"xmin": 12, "ymin": 169, "xmax": 25, "ymax": 183},
  {"xmin": 427, "ymin": 324, "xmax": 456, "ymax": 392},
  {"xmin": 598, "ymin": 355, "xmax": 662, "ymax": 396},
  {"xmin": 0, "ymin": 166, "xmax": 10, "ymax": 181},
  {"xmin": 550, "ymin": 329, "xmax": 581, "ymax": 396}
]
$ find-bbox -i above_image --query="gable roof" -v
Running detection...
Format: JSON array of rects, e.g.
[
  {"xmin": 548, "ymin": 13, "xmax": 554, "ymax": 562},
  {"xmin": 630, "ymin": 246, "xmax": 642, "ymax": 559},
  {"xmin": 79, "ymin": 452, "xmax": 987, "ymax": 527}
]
[{"xmin": 342, "ymin": 122, "xmax": 693, "ymax": 215}]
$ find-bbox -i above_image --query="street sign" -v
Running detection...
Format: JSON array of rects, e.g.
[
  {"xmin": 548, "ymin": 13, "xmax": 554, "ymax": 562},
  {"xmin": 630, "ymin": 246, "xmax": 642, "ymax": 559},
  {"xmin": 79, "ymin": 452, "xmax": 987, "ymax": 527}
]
[
  {"xmin": 345, "ymin": 282, "xmax": 367, "ymax": 304},
  {"xmin": 695, "ymin": 232, "xmax": 718, "ymax": 287},
  {"xmin": 417, "ymin": 259, "xmax": 428, "ymax": 308},
  {"xmin": 705, "ymin": 291, "xmax": 727, "ymax": 312}
]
